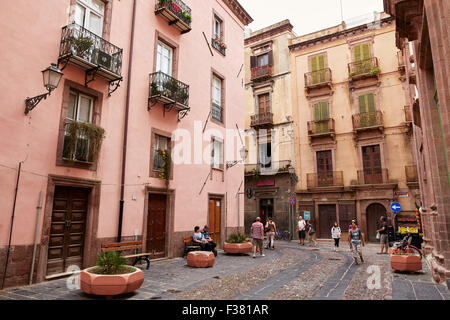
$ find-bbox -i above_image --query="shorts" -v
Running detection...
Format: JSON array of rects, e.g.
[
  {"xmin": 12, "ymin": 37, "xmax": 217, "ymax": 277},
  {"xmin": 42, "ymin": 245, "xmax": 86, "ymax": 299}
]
[
  {"xmin": 380, "ymin": 233, "xmax": 388, "ymax": 244},
  {"xmin": 298, "ymin": 230, "xmax": 306, "ymax": 239},
  {"xmin": 252, "ymin": 238, "xmax": 263, "ymax": 250}
]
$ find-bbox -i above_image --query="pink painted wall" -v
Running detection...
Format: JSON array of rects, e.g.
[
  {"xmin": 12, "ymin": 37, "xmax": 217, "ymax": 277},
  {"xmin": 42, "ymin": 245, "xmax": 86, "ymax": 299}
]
[{"xmin": 0, "ymin": 0, "xmax": 246, "ymax": 248}]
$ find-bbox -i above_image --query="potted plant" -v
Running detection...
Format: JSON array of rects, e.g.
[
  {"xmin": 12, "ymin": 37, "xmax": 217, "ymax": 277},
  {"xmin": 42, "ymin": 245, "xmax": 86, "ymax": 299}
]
[
  {"xmin": 223, "ymin": 233, "xmax": 252, "ymax": 254},
  {"xmin": 370, "ymin": 66, "xmax": 381, "ymax": 76},
  {"xmin": 181, "ymin": 10, "xmax": 192, "ymax": 24},
  {"xmin": 390, "ymin": 247, "xmax": 422, "ymax": 272},
  {"xmin": 80, "ymin": 251, "xmax": 144, "ymax": 297},
  {"xmin": 158, "ymin": 149, "xmax": 171, "ymax": 190},
  {"xmin": 70, "ymin": 35, "xmax": 94, "ymax": 58}
]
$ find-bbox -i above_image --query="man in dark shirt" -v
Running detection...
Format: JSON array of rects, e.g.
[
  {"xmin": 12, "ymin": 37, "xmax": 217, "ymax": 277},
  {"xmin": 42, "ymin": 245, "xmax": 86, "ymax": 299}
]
[
  {"xmin": 376, "ymin": 216, "xmax": 389, "ymax": 254},
  {"xmin": 201, "ymin": 226, "xmax": 217, "ymax": 256}
]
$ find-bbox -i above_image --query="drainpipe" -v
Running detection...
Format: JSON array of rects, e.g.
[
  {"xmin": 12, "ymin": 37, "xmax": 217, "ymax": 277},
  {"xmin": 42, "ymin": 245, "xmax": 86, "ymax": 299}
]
[
  {"xmin": 117, "ymin": 0, "xmax": 137, "ymax": 242},
  {"xmin": 1, "ymin": 162, "xmax": 22, "ymax": 290}
]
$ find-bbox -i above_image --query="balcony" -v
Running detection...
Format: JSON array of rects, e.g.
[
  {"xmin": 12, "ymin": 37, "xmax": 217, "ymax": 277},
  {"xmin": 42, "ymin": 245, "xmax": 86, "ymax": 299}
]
[
  {"xmin": 58, "ymin": 23, "xmax": 123, "ymax": 88},
  {"xmin": 211, "ymin": 37, "xmax": 226, "ymax": 56},
  {"xmin": 155, "ymin": 0, "xmax": 192, "ymax": 34},
  {"xmin": 405, "ymin": 165, "xmax": 419, "ymax": 187},
  {"xmin": 306, "ymin": 171, "xmax": 343, "ymax": 189},
  {"xmin": 62, "ymin": 121, "xmax": 105, "ymax": 164},
  {"xmin": 304, "ymin": 68, "xmax": 332, "ymax": 95},
  {"xmin": 348, "ymin": 58, "xmax": 380, "ymax": 88},
  {"xmin": 251, "ymin": 65, "xmax": 273, "ymax": 82},
  {"xmin": 307, "ymin": 119, "xmax": 335, "ymax": 139},
  {"xmin": 149, "ymin": 71, "xmax": 190, "ymax": 120},
  {"xmin": 357, "ymin": 169, "xmax": 389, "ymax": 185},
  {"xmin": 352, "ymin": 111, "xmax": 383, "ymax": 133},
  {"xmin": 212, "ymin": 102, "xmax": 223, "ymax": 123},
  {"xmin": 245, "ymin": 160, "xmax": 292, "ymax": 176},
  {"xmin": 250, "ymin": 112, "xmax": 273, "ymax": 128}
]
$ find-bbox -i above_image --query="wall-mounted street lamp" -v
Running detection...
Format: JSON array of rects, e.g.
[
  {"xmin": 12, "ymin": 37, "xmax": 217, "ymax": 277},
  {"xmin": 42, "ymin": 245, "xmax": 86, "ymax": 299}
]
[
  {"xmin": 226, "ymin": 146, "xmax": 249, "ymax": 169},
  {"xmin": 25, "ymin": 63, "xmax": 63, "ymax": 115}
]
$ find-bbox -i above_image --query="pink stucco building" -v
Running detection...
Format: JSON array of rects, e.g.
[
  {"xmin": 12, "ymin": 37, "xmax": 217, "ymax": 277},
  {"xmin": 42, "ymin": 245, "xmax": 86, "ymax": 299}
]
[{"xmin": 0, "ymin": 0, "xmax": 252, "ymax": 288}]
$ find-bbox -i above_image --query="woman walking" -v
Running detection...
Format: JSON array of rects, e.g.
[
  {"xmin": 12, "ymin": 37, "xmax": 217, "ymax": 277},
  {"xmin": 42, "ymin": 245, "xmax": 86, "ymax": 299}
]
[
  {"xmin": 348, "ymin": 220, "xmax": 365, "ymax": 264},
  {"xmin": 306, "ymin": 220, "xmax": 317, "ymax": 246},
  {"xmin": 265, "ymin": 217, "xmax": 276, "ymax": 250},
  {"xmin": 331, "ymin": 222, "xmax": 341, "ymax": 251}
]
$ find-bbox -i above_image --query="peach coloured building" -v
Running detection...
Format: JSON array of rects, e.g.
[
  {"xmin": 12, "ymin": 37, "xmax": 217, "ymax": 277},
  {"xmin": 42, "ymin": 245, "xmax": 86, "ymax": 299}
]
[{"xmin": 0, "ymin": 0, "xmax": 252, "ymax": 288}]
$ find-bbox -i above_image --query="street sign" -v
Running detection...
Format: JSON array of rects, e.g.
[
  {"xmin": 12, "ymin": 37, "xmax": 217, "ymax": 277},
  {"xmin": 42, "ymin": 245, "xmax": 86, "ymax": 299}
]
[
  {"xmin": 289, "ymin": 197, "xmax": 296, "ymax": 205},
  {"xmin": 390, "ymin": 202, "xmax": 402, "ymax": 212},
  {"xmin": 303, "ymin": 211, "xmax": 311, "ymax": 220}
]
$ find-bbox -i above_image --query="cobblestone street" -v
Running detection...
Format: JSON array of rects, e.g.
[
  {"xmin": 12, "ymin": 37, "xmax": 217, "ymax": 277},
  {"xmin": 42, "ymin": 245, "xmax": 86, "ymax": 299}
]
[{"xmin": 0, "ymin": 241, "xmax": 448, "ymax": 301}]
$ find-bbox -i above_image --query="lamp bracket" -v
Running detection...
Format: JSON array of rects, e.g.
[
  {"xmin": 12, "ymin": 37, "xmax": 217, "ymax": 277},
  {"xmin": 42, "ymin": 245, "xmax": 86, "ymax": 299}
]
[{"xmin": 25, "ymin": 92, "xmax": 50, "ymax": 115}]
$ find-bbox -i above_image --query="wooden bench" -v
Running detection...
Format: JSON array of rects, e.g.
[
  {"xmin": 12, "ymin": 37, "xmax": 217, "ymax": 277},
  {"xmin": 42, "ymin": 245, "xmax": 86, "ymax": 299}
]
[
  {"xmin": 183, "ymin": 236, "xmax": 201, "ymax": 257},
  {"xmin": 101, "ymin": 241, "xmax": 150, "ymax": 270}
]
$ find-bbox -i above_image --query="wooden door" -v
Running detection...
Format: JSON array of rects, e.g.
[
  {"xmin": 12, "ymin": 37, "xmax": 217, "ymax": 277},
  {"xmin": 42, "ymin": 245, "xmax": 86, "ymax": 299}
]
[
  {"xmin": 47, "ymin": 186, "xmax": 89, "ymax": 276},
  {"xmin": 147, "ymin": 194, "xmax": 167, "ymax": 259},
  {"xmin": 319, "ymin": 204, "xmax": 337, "ymax": 239},
  {"xmin": 258, "ymin": 93, "xmax": 270, "ymax": 115},
  {"xmin": 362, "ymin": 145, "xmax": 382, "ymax": 184},
  {"xmin": 317, "ymin": 150, "xmax": 333, "ymax": 186},
  {"xmin": 209, "ymin": 198, "xmax": 222, "ymax": 246},
  {"xmin": 367, "ymin": 203, "xmax": 386, "ymax": 242}
]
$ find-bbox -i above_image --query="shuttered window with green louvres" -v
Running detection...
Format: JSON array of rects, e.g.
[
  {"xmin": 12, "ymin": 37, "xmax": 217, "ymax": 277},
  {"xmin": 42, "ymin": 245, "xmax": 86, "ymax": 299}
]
[
  {"xmin": 358, "ymin": 93, "xmax": 377, "ymax": 127},
  {"xmin": 353, "ymin": 43, "xmax": 372, "ymax": 75},
  {"xmin": 313, "ymin": 101, "xmax": 330, "ymax": 133},
  {"xmin": 310, "ymin": 54, "xmax": 326, "ymax": 84}
]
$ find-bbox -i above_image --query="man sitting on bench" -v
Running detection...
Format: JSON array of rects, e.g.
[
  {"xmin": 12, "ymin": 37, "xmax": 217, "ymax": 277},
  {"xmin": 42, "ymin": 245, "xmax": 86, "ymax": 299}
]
[
  {"xmin": 201, "ymin": 225, "xmax": 217, "ymax": 252},
  {"xmin": 193, "ymin": 226, "xmax": 217, "ymax": 256}
]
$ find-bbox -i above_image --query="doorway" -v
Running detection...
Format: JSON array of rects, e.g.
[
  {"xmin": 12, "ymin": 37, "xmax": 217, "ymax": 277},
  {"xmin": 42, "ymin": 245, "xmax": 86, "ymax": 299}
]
[
  {"xmin": 46, "ymin": 186, "xmax": 90, "ymax": 276},
  {"xmin": 366, "ymin": 203, "xmax": 387, "ymax": 242},
  {"xmin": 319, "ymin": 204, "xmax": 337, "ymax": 239},
  {"xmin": 259, "ymin": 198, "xmax": 273, "ymax": 227},
  {"xmin": 362, "ymin": 145, "xmax": 383, "ymax": 184},
  {"xmin": 208, "ymin": 198, "xmax": 222, "ymax": 247},
  {"xmin": 147, "ymin": 194, "xmax": 167, "ymax": 259}
]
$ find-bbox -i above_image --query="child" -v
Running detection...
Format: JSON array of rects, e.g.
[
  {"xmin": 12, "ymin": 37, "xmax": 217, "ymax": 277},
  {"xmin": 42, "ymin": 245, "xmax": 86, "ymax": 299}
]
[{"xmin": 331, "ymin": 222, "xmax": 341, "ymax": 251}]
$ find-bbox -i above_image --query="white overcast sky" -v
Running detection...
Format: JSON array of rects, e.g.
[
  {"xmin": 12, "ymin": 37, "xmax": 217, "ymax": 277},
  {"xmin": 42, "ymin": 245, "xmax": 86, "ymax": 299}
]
[{"xmin": 239, "ymin": 0, "xmax": 385, "ymax": 36}]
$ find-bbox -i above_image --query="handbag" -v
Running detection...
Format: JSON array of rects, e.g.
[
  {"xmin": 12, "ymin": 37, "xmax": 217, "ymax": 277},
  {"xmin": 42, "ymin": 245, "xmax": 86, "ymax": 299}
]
[{"xmin": 376, "ymin": 232, "xmax": 380, "ymax": 239}]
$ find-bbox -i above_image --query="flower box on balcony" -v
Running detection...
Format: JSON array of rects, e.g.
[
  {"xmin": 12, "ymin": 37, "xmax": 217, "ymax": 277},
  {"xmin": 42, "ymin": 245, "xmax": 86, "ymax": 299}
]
[
  {"xmin": 211, "ymin": 37, "xmax": 226, "ymax": 56},
  {"xmin": 155, "ymin": 0, "xmax": 192, "ymax": 34}
]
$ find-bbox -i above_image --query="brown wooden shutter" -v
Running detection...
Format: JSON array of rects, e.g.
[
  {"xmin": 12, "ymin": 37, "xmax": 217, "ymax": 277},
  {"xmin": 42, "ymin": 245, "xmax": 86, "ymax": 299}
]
[
  {"xmin": 268, "ymin": 50, "xmax": 274, "ymax": 66},
  {"xmin": 250, "ymin": 56, "xmax": 257, "ymax": 68}
]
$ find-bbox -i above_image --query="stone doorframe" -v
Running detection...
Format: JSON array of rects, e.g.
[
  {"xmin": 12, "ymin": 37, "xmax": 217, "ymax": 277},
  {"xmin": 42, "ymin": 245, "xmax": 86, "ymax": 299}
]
[
  {"xmin": 142, "ymin": 187, "xmax": 175, "ymax": 259},
  {"xmin": 36, "ymin": 175, "xmax": 101, "ymax": 283},
  {"xmin": 358, "ymin": 200, "xmax": 390, "ymax": 240}
]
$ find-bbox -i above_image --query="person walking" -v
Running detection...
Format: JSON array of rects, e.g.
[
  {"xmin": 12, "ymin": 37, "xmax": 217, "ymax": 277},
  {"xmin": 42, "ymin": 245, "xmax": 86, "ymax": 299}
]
[
  {"xmin": 250, "ymin": 217, "xmax": 265, "ymax": 258},
  {"xmin": 265, "ymin": 217, "xmax": 276, "ymax": 250},
  {"xmin": 296, "ymin": 216, "xmax": 306, "ymax": 245},
  {"xmin": 306, "ymin": 220, "xmax": 317, "ymax": 246},
  {"xmin": 376, "ymin": 216, "xmax": 389, "ymax": 254},
  {"xmin": 331, "ymin": 222, "xmax": 341, "ymax": 251},
  {"xmin": 348, "ymin": 220, "xmax": 365, "ymax": 264}
]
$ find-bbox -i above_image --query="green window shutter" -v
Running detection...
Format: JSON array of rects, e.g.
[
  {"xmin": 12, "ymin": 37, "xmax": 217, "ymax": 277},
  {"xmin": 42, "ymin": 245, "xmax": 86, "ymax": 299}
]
[
  {"xmin": 313, "ymin": 102, "xmax": 320, "ymax": 120},
  {"xmin": 367, "ymin": 93, "xmax": 376, "ymax": 112},
  {"xmin": 353, "ymin": 45, "xmax": 362, "ymax": 62},
  {"xmin": 310, "ymin": 56, "xmax": 318, "ymax": 71},
  {"xmin": 319, "ymin": 101, "xmax": 329, "ymax": 120},
  {"xmin": 358, "ymin": 95, "xmax": 367, "ymax": 114},
  {"xmin": 362, "ymin": 43, "xmax": 371, "ymax": 60}
]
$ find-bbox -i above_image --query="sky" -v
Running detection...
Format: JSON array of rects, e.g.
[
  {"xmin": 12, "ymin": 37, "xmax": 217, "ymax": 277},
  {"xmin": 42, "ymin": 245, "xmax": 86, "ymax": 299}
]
[{"xmin": 239, "ymin": 0, "xmax": 385, "ymax": 36}]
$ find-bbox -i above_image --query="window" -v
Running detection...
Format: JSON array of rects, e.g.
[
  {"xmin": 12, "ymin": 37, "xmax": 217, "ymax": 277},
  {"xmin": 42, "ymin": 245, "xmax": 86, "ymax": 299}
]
[
  {"xmin": 63, "ymin": 91, "xmax": 94, "ymax": 162},
  {"xmin": 212, "ymin": 75, "xmax": 222, "ymax": 122},
  {"xmin": 257, "ymin": 54, "xmax": 269, "ymax": 67},
  {"xmin": 353, "ymin": 42, "xmax": 372, "ymax": 62},
  {"xmin": 357, "ymin": 93, "xmax": 377, "ymax": 127},
  {"xmin": 153, "ymin": 134, "xmax": 170, "ymax": 171},
  {"xmin": 309, "ymin": 54, "xmax": 326, "ymax": 84},
  {"xmin": 75, "ymin": 0, "xmax": 105, "ymax": 36},
  {"xmin": 312, "ymin": 101, "xmax": 330, "ymax": 133},
  {"xmin": 156, "ymin": 41, "xmax": 173, "ymax": 76},
  {"xmin": 214, "ymin": 17, "xmax": 222, "ymax": 40},
  {"xmin": 259, "ymin": 143, "xmax": 272, "ymax": 169},
  {"xmin": 212, "ymin": 139, "xmax": 223, "ymax": 170},
  {"xmin": 316, "ymin": 150, "xmax": 333, "ymax": 186},
  {"xmin": 258, "ymin": 93, "xmax": 270, "ymax": 115}
]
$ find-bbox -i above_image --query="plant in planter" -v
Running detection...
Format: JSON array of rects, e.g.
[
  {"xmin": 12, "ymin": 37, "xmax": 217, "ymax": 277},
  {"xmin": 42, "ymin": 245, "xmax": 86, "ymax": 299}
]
[
  {"xmin": 176, "ymin": 88, "xmax": 189, "ymax": 105},
  {"xmin": 223, "ymin": 233, "xmax": 252, "ymax": 254},
  {"xmin": 181, "ymin": 10, "xmax": 192, "ymax": 24},
  {"xmin": 151, "ymin": 82, "xmax": 162, "ymax": 97},
  {"xmin": 80, "ymin": 251, "xmax": 144, "ymax": 297},
  {"xmin": 390, "ymin": 247, "xmax": 422, "ymax": 272},
  {"xmin": 70, "ymin": 35, "xmax": 94, "ymax": 58},
  {"xmin": 370, "ymin": 66, "xmax": 381, "ymax": 76},
  {"xmin": 63, "ymin": 121, "xmax": 105, "ymax": 163},
  {"xmin": 158, "ymin": 149, "xmax": 171, "ymax": 190}
]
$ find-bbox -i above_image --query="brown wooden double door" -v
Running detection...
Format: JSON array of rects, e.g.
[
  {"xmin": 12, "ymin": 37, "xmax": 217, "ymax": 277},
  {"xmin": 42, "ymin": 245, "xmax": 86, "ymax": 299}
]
[
  {"xmin": 317, "ymin": 150, "xmax": 333, "ymax": 186},
  {"xmin": 47, "ymin": 186, "xmax": 90, "ymax": 276},
  {"xmin": 147, "ymin": 194, "xmax": 167, "ymax": 259},
  {"xmin": 362, "ymin": 145, "xmax": 383, "ymax": 184},
  {"xmin": 366, "ymin": 203, "xmax": 386, "ymax": 242},
  {"xmin": 318, "ymin": 204, "xmax": 337, "ymax": 239},
  {"xmin": 208, "ymin": 198, "xmax": 222, "ymax": 247}
]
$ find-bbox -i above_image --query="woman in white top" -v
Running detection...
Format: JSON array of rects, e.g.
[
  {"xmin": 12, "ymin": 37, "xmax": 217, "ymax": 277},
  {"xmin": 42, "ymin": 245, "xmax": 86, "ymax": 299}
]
[{"xmin": 331, "ymin": 222, "xmax": 341, "ymax": 251}]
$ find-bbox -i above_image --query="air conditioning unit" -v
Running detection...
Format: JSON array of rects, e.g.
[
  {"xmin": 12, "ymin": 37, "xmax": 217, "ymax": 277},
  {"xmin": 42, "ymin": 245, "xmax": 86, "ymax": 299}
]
[{"xmin": 98, "ymin": 50, "xmax": 112, "ymax": 70}]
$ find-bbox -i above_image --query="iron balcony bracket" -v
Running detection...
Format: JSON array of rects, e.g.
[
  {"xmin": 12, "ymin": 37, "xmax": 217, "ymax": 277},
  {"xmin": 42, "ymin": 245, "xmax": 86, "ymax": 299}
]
[
  {"xmin": 57, "ymin": 55, "xmax": 72, "ymax": 72},
  {"xmin": 108, "ymin": 78, "xmax": 123, "ymax": 97},
  {"xmin": 178, "ymin": 109, "xmax": 189, "ymax": 122},
  {"xmin": 85, "ymin": 67, "xmax": 99, "ymax": 87}
]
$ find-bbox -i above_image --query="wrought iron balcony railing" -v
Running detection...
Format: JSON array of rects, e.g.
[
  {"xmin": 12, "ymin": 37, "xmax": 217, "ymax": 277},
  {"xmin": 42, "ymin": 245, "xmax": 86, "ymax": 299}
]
[
  {"xmin": 307, "ymin": 171, "xmax": 343, "ymax": 188},
  {"xmin": 304, "ymin": 68, "xmax": 332, "ymax": 87},
  {"xmin": 250, "ymin": 112, "xmax": 273, "ymax": 127},
  {"xmin": 211, "ymin": 38, "xmax": 226, "ymax": 56},
  {"xmin": 307, "ymin": 118, "xmax": 335, "ymax": 136},
  {"xmin": 405, "ymin": 165, "xmax": 419, "ymax": 183},
  {"xmin": 245, "ymin": 160, "xmax": 292, "ymax": 175},
  {"xmin": 155, "ymin": 0, "xmax": 192, "ymax": 34},
  {"xmin": 352, "ymin": 111, "xmax": 383, "ymax": 130},
  {"xmin": 357, "ymin": 169, "xmax": 389, "ymax": 185},
  {"xmin": 251, "ymin": 65, "xmax": 272, "ymax": 81},
  {"xmin": 212, "ymin": 102, "xmax": 223, "ymax": 122},
  {"xmin": 149, "ymin": 71, "xmax": 190, "ymax": 110},
  {"xmin": 62, "ymin": 121, "xmax": 105, "ymax": 164},
  {"xmin": 59, "ymin": 23, "xmax": 123, "ymax": 80},
  {"xmin": 348, "ymin": 57, "xmax": 380, "ymax": 78}
]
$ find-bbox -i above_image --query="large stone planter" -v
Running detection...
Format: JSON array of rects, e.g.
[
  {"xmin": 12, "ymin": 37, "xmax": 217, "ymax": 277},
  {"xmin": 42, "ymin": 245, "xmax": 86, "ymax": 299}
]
[
  {"xmin": 390, "ymin": 254, "xmax": 422, "ymax": 272},
  {"xmin": 223, "ymin": 242, "xmax": 252, "ymax": 254},
  {"xmin": 187, "ymin": 251, "xmax": 215, "ymax": 268},
  {"xmin": 80, "ymin": 266, "xmax": 144, "ymax": 296}
]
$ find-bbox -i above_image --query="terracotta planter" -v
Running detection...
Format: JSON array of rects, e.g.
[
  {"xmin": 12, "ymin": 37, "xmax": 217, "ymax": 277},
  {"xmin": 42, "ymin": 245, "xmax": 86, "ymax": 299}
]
[
  {"xmin": 187, "ymin": 251, "xmax": 215, "ymax": 268},
  {"xmin": 80, "ymin": 267, "xmax": 144, "ymax": 296},
  {"xmin": 390, "ymin": 254, "xmax": 422, "ymax": 272},
  {"xmin": 223, "ymin": 242, "xmax": 252, "ymax": 254}
]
